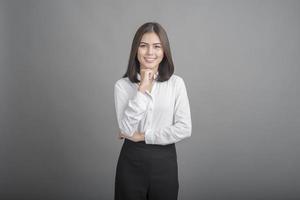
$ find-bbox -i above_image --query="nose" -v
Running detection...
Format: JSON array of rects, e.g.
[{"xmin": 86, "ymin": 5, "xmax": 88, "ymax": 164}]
[{"xmin": 146, "ymin": 46, "xmax": 154, "ymax": 55}]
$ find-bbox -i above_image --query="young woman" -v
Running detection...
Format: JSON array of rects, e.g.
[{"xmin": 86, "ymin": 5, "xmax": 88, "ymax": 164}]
[{"xmin": 114, "ymin": 22, "xmax": 192, "ymax": 200}]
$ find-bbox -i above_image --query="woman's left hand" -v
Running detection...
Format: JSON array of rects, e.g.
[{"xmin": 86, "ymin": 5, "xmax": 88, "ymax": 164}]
[{"xmin": 119, "ymin": 131, "xmax": 145, "ymax": 142}]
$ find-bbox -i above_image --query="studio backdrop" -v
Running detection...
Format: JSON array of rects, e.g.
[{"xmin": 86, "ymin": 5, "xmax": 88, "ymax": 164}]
[{"xmin": 1, "ymin": 0, "xmax": 299, "ymax": 199}]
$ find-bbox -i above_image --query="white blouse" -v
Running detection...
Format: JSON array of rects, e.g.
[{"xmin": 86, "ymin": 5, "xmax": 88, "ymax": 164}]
[{"xmin": 114, "ymin": 74, "xmax": 192, "ymax": 145}]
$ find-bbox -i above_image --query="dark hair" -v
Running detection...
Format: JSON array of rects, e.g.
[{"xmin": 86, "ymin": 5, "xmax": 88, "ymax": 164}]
[{"xmin": 123, "ymin": 22, "xmax": 174, "ymax": 83}]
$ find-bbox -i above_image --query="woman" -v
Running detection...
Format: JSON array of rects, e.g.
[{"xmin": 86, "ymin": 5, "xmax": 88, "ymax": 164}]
[{"xmin": 114, "ymin": 22, "xmax": 192, "ymax": 200}]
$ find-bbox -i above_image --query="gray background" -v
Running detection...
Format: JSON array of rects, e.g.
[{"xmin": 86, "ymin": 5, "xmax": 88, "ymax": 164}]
[{"xmin": 1, "ymin": 0, "xmax": 300, "ymax": 199}]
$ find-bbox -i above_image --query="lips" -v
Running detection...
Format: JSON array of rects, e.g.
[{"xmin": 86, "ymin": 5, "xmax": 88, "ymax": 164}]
[{"xmin": 144, "ymin": 57, "xmax": 156, "ymax": 63}]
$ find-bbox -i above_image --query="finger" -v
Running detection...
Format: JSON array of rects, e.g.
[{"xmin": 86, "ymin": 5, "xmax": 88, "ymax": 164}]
[
  {"xmin": 144, "ymin": 70, "xmax": 153, "ymax": 79},
  {"xmin": 118, "ymin": 131, "xmax": 126, "ymax": 139}
]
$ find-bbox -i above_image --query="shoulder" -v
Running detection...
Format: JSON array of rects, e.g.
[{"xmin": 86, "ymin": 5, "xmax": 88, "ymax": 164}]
[
  {"xmin": 169, "ymin": 74, "xmax": 183, "ymax": 81},
  {"xmin": 115, "ymin": 76, "xmax": 133, "ymax": 86},
  {"xmin": 167, "ymin": 74, "xmax": 189, "ymax": 95},
  {"xmin": 114, "ymin": 77, "xmax": 136, "ymax": 91},
  {"xmin": 168, "ymin": 74, "xmax": 186, "ymax": 86}
]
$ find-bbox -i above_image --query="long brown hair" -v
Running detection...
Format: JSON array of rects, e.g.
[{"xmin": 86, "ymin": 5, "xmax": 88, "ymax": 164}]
[{"xmin": 123, "ymin": 22, "xmax": 174, "ymax": 83}]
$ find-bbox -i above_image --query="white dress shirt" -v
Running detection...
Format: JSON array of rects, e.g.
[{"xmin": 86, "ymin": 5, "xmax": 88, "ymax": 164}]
[{"xmin": 114, "ymin": 74, "xmax": 192, "ymax": 145}]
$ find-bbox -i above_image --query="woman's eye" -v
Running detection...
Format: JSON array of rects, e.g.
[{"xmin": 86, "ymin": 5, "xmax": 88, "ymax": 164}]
[
  {"xmin": 139, "ymin": 44, "xmax": 146, "ymax": 48},
  {"xmin": 154, "ymin": 45, "xmax": 161, "ymax": 49}
]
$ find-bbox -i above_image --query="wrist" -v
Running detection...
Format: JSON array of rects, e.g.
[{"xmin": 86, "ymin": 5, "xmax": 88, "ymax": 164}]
[{"xmin": 138, "ymin": 85, "xmax": 147, "ymax": 93}]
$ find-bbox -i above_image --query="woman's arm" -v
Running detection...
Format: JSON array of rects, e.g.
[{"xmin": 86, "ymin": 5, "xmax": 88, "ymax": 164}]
[
  {"xmin": 144, "ymin": 77, "xmax": 192, "ymax": 145},
  {"xmin": 114, "ymin": 81, "xmax": 151, "ymax": 137},
  {"xmin": 119, "ymin": 131, "xmax": 145, "ymax": 142}
]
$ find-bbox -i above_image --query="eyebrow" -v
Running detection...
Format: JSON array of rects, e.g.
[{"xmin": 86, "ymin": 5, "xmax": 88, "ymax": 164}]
[{"xmin": 140, "ymin": 42, "xmax": 162, "ymax": 45}]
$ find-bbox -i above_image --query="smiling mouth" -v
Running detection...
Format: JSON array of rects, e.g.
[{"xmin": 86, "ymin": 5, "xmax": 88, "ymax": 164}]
[{"xmin": 144, "ymin": 57, "xmax": 156, "ymax": 62}]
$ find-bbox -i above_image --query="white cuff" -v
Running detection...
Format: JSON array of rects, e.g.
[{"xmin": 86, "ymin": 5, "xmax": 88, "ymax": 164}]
[{"xmin": 144, "ymin": 129, "xmax": 155, "ymax": 144}]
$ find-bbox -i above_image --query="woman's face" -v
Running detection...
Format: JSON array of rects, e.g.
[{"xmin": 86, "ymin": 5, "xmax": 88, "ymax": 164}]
[{"xmin": 137, "ymin": 32, "xmax": 164, "ymax": 71}]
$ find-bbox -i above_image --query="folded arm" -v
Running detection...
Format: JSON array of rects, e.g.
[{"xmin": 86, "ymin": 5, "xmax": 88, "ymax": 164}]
[
  {"xmin": 114, "ymin": 82, "xmax": 151, "ymax": 137},
  {"xmin": 144, "ymin": 78, "xmax": 192, "ymax": 145}
]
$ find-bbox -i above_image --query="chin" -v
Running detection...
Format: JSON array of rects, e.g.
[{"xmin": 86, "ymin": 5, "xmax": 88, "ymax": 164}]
[
  {"xmin": 142, "ymin": 63, "xmax": 157, "ymax": 69},
  {"xmin": 144, "ymin": 66, "xmax": 154, "ymax": 69}
]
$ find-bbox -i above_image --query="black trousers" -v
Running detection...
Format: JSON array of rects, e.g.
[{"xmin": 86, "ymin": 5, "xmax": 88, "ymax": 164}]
[{"xmin": 114, "ymin": 139, "xmax": 179, "ymax": 200}]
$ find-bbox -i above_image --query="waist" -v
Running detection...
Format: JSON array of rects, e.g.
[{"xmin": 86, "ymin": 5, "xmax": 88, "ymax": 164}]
[{"xmin": 123, "ymin": 138, "xmax": 175, "ymax": 150}]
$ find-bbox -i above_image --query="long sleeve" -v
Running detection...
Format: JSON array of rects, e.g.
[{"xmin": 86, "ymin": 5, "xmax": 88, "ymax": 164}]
[
  {"xmin": 144, "ymin": 77, "xmax": 192, "ymax": 145},
  {"xmin": 114, "ymin": 81, "xmax": 151, "ymax": 137}
]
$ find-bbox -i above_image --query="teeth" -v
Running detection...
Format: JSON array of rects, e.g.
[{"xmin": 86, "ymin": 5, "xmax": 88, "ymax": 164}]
[{"xmin": 145, "ymin": 58, "xmax": 156, "ymax": 62}]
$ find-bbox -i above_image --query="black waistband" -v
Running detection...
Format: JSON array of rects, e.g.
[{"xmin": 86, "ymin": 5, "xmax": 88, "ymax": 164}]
[{"xmin": 123, "ymin": 138, "xmax": 175, "ymax": 150}]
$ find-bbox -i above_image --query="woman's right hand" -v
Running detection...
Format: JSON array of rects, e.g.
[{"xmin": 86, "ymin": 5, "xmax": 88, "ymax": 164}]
[{"xmin": 138, "ymin": 69, "xmax": 155, "ymax": 93}]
